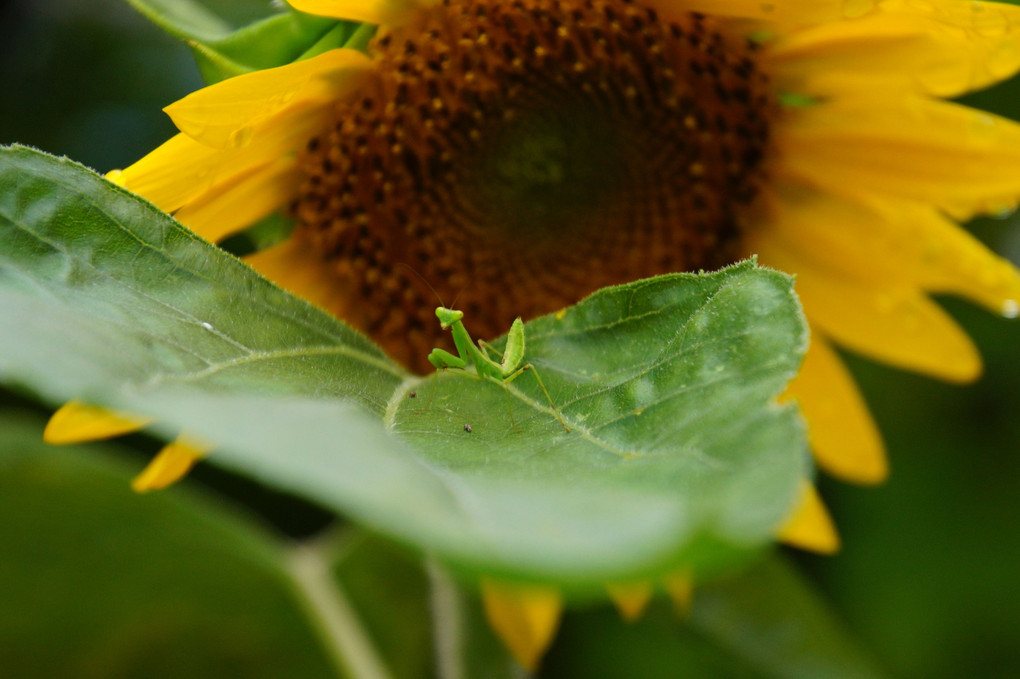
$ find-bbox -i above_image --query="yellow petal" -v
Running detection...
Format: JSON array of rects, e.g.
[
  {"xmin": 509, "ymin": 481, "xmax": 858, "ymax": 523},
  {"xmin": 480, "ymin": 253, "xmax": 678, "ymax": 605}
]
[
  {"xmin": 131, "ymin": 435, "xmax": 210, "ymax": 493},
  {"xmin": 897, "ymin": 204, "xmax": 1020, "ymax": 318},
  {"xmin": 114, "ymin": 133, "xmax": 229, "ymax": 212},
  {"xmin": 173, "ymin": 160, "xmax": 302, "ymax": 243},
  {"xmin": 757, "ymin": 236, "xmax": 983, "ymax": 383},
  {"xmin": 775, "ymin": 96, "xmax": 1020, "ymax": 220},
  {"xmin": 165, "ymin": 49, "xmax": 372, "ymax": 150},
  {"xmin": 661, "ymin": 0, "xmax": 868, "ymax": 24},
  {"xmin": 805, "ymin": 281, "xmax": 982, "ymax": 384},
  {"xmin": 244, "ymin": 236, "xmax": 354, "ymax": 319},
  {"xmin": 661, "ymin": 570, "xmax": 693, "ymax": 616},
  {"xmin": 606, "ymin": 581, "xmax": 654, "ymax": 623},
  {"xmin": 287, "ymin": 0, "xmax": 407, "ymax": 24},
  {"xmin": 480, "ymin": 579, "xmax": 562, "ymax": 672},
  {"xmin": 117, "ymin": 104, "xmax": 329, "ymax": 218},
  {"xmin": 777, "ymin": 481, "xmax": 841, "ymax": 554},
  {"xmin": 750, "ymin": 187, "xmax": 1020, "ymax": 319},
  {"xmin": 43, "ymin": 401, "xmax": 152, "ymax": 444},
  {"xmin": 770, "ymin": 0, "xmax": 1020, "ymax": 97},
  {"xmin": 783, "ymin": 335, "xmax": 887, "ymax": 484}
]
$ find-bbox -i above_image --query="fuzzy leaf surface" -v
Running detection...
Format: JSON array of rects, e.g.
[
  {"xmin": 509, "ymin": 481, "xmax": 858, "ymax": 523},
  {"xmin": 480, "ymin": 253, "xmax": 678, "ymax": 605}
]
[{"xmin": 0, "ymin": 146, "xmax": 808, "ymax": 583}]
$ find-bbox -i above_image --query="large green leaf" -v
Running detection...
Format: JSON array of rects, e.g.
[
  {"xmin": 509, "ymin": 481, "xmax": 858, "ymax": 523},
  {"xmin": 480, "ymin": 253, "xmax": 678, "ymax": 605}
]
[
  {"xmin": 0, "ymin": 413, "xmax": 338, "ymax": 679},
  {"xmin": 388, "ymin": 270, "xmax": 810, "ymax": 579},
  {"xmin": 0, "ymin": 413, "xmax": 436, "ymax": 679},
  {"xmin": 0, "ymin": 146, "xmax": 809, "ymax": 584}
]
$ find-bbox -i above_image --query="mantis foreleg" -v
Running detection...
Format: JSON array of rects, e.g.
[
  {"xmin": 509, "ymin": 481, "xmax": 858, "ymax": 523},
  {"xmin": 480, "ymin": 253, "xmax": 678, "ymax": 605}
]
[{"xmin": 426, "ymin": 307, "xmax": 570, "ymax": 433}]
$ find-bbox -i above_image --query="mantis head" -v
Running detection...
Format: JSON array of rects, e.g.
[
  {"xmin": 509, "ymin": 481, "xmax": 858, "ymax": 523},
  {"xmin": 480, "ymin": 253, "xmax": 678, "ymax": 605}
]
[{"xmin": 435, "ymin": 307, "xmax": 464, "ymax": 330}]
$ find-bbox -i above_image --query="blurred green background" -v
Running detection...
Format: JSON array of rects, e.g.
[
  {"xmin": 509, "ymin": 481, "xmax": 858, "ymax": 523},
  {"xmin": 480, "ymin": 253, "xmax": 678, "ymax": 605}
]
[{"xmin": 1, "ymin": 1, "xmax": 1018, "ymax": 678}]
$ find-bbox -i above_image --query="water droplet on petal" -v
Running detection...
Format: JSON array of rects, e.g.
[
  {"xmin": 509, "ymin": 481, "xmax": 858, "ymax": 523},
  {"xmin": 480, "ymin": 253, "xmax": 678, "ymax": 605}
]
[
  {"xmin": 185, "ymin": 123, "xmax": 209, "ymax": 140},
  {"xmin": 1001, "ymin": 299, "xmax": 1019, "ymax": 318},
  {"xmin": 270, "ymin": 90, "xmax": 299, "ymax": 113},
  {"xmin": 229, "ymin": 126, "xmax": 253, "ymax": 148}
]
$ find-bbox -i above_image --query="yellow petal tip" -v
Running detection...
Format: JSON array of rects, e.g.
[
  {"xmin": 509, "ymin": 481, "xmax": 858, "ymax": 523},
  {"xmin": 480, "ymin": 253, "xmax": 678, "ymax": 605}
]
[
  {"xmin": 44, "ymin": 401, "xmax": 151, "ymax": 445},
  {"xmin": 786, "ymin": 336, "xmax": 890, "ymax": 485},
  {"xmin": 481, "ymin": 579, "xmax": 562, "ymax": 671},
  {"xmin": 662, "ymin": 570, "xmax": 694, "ymax": 617},
  {"xmin": 130, "ymin": 436, "xmax": 208, "ymax": 493},
  {"xmin": 945, "ymin": 348, "xmax": 984, "ymax": 385},
  {"xmin": 778, "ymin": 482, "xmax": 841, "ymax": 555},
  {"xmin": 836, "ymin": 453, "xmax": 889, "ymax": 486},
  {"xmin": 606, "ymin": 582, "xmax": 654, "ymax": 623}
]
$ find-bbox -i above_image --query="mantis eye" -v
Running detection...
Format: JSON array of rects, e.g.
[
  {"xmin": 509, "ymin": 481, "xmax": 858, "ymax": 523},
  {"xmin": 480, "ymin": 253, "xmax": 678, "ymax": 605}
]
[{"xmin": 436, "ymin": 308, "xmax": 464, "ymax": 328}]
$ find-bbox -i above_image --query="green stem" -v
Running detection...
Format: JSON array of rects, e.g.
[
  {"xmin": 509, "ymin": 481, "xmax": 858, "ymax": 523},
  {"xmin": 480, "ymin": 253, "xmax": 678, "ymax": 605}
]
[
  {"xmin": 286, "ymin": 536, "xmax": 394, "ymax": 679},
  {"xmin": 428, "ymin": 557, "xmax": 467, "ymax": 679},
  {"xmin": 428, "ymin": 557, "xmax": 530, "ymax": 679}
]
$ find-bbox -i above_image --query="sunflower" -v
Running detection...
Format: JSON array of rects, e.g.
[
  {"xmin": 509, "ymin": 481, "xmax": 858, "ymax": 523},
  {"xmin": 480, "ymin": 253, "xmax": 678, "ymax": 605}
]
[{"xmin": 44, "ymin": 0, "xmax": 1020, "ymax": 668}]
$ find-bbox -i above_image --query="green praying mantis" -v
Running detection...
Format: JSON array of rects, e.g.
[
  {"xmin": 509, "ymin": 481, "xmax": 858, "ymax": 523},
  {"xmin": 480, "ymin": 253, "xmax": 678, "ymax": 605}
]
[{"xmin": 426, "ymin": 307, "xmax": 570, "ymax": 432}]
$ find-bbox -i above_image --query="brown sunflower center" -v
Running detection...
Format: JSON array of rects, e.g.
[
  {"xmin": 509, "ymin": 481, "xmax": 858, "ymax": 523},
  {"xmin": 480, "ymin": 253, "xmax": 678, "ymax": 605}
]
[{"xmin": 295, "ymin": 0, "xmax": 774, "ymax": 371}]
